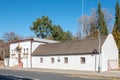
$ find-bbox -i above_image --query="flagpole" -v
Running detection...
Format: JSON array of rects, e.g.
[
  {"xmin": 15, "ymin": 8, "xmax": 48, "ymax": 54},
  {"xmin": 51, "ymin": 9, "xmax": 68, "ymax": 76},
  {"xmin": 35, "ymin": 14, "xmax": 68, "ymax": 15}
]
[{"xmin": 82, "ymin": 0, "xmax": 84, "ymax": 37}]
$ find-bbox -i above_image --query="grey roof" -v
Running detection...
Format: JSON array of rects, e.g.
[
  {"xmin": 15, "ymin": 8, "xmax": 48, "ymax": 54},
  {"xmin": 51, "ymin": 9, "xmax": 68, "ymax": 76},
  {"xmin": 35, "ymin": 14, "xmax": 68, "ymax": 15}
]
[
  {"xmin": 32, "ymin": 37, "xmax": 106, "ymax": 56},
  {"xmin": 33, "ymin": 38, "xmax": 59, "ymax": 43},
  {"xmin": 10, "ymin": 38, "xmax": 59, "ymax": 44}
]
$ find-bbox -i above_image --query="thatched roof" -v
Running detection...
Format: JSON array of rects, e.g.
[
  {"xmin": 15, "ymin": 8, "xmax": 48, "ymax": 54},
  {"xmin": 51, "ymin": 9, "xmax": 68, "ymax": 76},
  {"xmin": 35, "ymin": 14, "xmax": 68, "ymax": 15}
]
[{"xmin": 32, "ymin": 37, "xmax": 106, "ymax": 56}]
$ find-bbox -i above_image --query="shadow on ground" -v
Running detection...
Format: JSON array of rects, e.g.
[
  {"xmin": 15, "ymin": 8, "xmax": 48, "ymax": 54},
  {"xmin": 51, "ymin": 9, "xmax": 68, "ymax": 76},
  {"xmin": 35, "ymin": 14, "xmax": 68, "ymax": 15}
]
[{"xmin": 0, "ymin": 74, "xmax": 32, "ymax": 80}]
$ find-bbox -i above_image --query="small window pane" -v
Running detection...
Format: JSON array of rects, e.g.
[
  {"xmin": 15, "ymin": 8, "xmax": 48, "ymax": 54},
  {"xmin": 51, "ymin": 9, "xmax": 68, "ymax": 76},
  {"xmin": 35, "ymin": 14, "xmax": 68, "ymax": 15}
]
[
  {"xmin": 58, "ymin": 59, "xmax": 60, "ymax": 62},
  {"xmin": 40, "ymin": 58, "xmax": 43, "ymax": 63},
  {"xmin": 51, "ymin": 58, "xmax": 54, "ymax": 63},
  {"xmin": 81, "ymin": 57, "xmax": 85, "ymax": 64},
  {"xmin": 64, "ymin": 57, "xmax": 68, "ymax": 64}
]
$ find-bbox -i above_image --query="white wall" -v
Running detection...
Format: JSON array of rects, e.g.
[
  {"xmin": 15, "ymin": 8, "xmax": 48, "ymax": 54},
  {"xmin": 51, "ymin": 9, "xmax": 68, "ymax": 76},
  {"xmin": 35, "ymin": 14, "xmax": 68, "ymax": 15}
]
[
  {"xmin": 32, "ymin": 54, "xmax": 99, "ymax": 71},
  {"xmin": 9, "ymin": 40, "xmax": 47, "ymax": 68},
  {"xmin": 32, "ymin": 42, "xmax": 44, "ymax": 53},
  {"xmin": 101, "ymin": 34, "xmax": 119, "ymax": 71},
  {"xmin": 4, "ymin": 58, "xmax": 9, "ymax": 67},
  {"xmin": 9, "ymin": 41, "xmax": 31, "ymax": 68}
]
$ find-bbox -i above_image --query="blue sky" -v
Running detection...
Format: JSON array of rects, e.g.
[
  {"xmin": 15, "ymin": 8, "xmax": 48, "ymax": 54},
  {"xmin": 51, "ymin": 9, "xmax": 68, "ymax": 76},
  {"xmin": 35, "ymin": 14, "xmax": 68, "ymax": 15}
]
[{"xmin": 0, "ymin": 0, "xmax": 119, "ymax": 38}]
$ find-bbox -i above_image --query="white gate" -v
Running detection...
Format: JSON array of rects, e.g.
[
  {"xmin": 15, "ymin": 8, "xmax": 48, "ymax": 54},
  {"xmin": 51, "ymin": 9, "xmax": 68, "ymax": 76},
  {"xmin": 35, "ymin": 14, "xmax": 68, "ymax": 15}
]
[
  {"xmin": 4, "ymin": 58, "xmax": 9, "ymax": 67},
  {"xmin": 108, "ymin": 60, "xmax": 119, "ymax": 71}
]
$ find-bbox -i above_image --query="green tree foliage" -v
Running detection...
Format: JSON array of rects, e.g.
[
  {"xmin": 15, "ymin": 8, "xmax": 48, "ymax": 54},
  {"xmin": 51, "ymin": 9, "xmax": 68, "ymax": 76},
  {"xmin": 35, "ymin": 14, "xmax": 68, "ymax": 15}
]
[
  {"xmin": 112, "ymin": 24, "xmax": 120, "ymax": 52},
  {"xmin": 62, "ymin": 31, "xmax": 73, "ymax": 41},
  {"xmin": 50, "ymin": 25, "xmax": 73, "ymax": 41},
  {"xmin": 30, "ymin": 16, "xmax": 73, "ymax": 41},
  {"xmin": 90, "ymin": 26, "xmax": 98, "ymax": 38},
  {"xmin": 112, "ymin": 1, "xmax": 120, "ymax": 53},
  {"xmin": 115, "ymin": 1, "xmax": 120, "ymax": 32},
  {"xmin": 78, "ymin": 7, "xmax": 111, "ymax": 39},
  {"xmin": 30, "ymin": 16, "xmax": 52, "ymax": 38},
  {"xmin": 51, "ymin": 25, "xmax": 63, "ymax": 41},
  {"xmin": 97, "ymin": 3, "xmax": 108, "ymax": 36}
]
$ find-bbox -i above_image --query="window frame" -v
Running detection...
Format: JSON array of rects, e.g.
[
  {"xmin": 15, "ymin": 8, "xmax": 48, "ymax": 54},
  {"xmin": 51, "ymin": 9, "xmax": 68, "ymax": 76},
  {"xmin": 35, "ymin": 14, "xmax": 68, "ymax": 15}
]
[
  {"xmin": 64, "ymin": 57, "xmax": 68, "ymax": 64},
  {"xmin": 81, "ymin": 57, "xmax": 86, "ymax": 64},
  {"xmin": 51, "ymin": 58, "xmax": 54, "ymax": 63},
  {"xmin": 40, "ymin": 58, "xmax": 43, "ymax": 63}
]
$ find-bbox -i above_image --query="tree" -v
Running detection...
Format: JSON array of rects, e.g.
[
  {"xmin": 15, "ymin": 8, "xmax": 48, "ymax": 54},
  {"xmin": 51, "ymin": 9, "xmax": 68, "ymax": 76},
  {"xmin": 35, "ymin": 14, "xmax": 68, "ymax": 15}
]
[
  {"xmin": 112, "ymin": 1, "xmax": 120, "ymax": 53},
  {"xmin": 78, "ymin": 12, "xmax": 98, "ymax": 38},
  {"xmin": 78, "ymin": 15, "xmax": 90, "ymax": 37},
  {"xmin": 50, "ymin": 25, "xmax": 73, "ymax": 41},
  {"xmin": 89, "ymin": 8, "xmax": 98, "ymax": 38},
  {"xmin": 51, "ymin": 25, "xmax": 64, "ymax": 41},
  {"xmin": 78, "ymin": 5, "xmax": 112, "ymax": 39},
  {"xmin": 62, "ymin": 31, "xmax": 73, "ymax": 41},
  {"xmin": 76, "ymin": 30, "xmax": 82, "ymax": 39},
  {"xmin": 30, "ymin": 16, "xmax": 52, "ymax": 38},
  {"xmin": 97, "ymin": 3, "xmax": 108, "ymax": 36},
  {"xmin": 89, "ymin": 8, "xmax": 113, "ymax": 38},
  {"xmin": 0, "ymin": 41, "xmax": 9, "ymax": 60},
  {"xmin": 112, "ymin": 24, "xmax": 120, "ymax": 52},
  {"xmin": 115, "ymin": 0, "xmax": 120, "ymax": 32},
  {"xmin": 30, "ymin": 16, "xmax": 73, "ymax": 41},
  {"xmin": 102, "ymin": 8, "xmax": 114, "ymax": 32},
  {"xmin": 3, "ymin": 32, "xmax": 22, "ymax": 42}
]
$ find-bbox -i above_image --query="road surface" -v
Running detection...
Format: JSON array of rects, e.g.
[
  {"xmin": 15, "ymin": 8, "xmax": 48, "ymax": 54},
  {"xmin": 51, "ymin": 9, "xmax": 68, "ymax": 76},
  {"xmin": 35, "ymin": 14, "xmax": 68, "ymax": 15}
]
[{"xmin": 0, "ymin": 69, "xmax": 104, "ymax": 80}]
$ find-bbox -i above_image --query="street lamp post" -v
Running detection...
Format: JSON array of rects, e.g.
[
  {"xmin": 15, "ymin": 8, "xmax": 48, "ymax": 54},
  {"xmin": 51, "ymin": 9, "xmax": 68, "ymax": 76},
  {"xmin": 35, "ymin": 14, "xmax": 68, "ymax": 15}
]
[{"xmin": 98, "ymin": 31, "xmax": 101, "ymax": 73}]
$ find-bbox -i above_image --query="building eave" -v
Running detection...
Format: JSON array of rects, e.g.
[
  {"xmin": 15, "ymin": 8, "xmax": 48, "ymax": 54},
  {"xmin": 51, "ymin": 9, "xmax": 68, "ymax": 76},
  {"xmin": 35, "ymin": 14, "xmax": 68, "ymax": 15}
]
[{"xmin": 32, "ymin": 52, "xmax": 99, "ymax": 56}]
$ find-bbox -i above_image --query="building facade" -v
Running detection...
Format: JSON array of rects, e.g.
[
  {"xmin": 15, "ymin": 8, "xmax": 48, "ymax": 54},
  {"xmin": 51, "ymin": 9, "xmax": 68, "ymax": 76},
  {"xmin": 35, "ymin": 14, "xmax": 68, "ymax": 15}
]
[
  {"xmin": 9, "ymin": 38, "xmax": 58, "ymax": 68},
  {"xmin": 8, "ymin": 34, "xmax": 119, "ymax": 72},
  {"xmin": 32, "ymin": 34, "xmax": 119, "ymax": 72}
]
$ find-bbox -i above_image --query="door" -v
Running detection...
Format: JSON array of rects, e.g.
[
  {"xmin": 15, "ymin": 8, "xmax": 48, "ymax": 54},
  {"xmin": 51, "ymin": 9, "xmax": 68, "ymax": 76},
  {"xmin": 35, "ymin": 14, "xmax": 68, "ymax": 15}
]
[{"xmin": 18, "ymin": 54, "xmax": 21, "ymax": 63}]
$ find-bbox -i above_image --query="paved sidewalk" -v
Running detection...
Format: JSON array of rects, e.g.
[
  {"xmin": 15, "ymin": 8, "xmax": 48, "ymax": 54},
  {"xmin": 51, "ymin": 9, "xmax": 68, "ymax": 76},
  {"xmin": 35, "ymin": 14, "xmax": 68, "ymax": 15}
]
[{"xmin": 0, "ymin": 67, "xmax": 120, "ymax": 79}]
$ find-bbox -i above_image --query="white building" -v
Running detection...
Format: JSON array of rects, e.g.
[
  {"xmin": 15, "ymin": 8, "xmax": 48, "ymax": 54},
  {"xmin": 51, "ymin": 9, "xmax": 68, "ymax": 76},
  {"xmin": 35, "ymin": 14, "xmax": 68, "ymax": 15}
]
[
  {"xmin": 9, "ymin": 38, "xmax": 58, "ymax": 68},
  {"xmin": 8, "ymin": 34, "xmax": 119, "ymax": 72},
  {"xmin": 32, "ymin": 34, "xmax": 119, "ymax": 72}
]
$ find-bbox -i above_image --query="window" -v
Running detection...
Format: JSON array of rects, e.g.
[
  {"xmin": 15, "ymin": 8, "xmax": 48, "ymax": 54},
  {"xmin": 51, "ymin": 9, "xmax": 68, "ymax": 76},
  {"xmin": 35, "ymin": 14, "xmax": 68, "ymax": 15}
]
[
  {"xmin": 12, "ymin": 50, "xmax": 13, "ymax": 54},
  {"xmin": 81, "ymin": 57, "xmax": 85, "ymax": 64},
  {"xmin": 58, "ymin": 59, "xmax": 60, "ymax": 62},
  {"xmin": 26, "ymin": 48, "xmax": 28, "ymax": 53},
  {"xmin": 51, "ymin": 58, "xmax": 54, "ymax": 63},
  {"xmin": 40, "ymin": 58, "xmax": 43, "ymax": 63},
  {"xmin": 64, "ymin": 57, "xmax": 68, "ymax": 64},
  {"xmin": 11, "ymin": 54, "xmax": 16, "ymax": 59},
  {"xmin": 57, "ymin": 57, "xmax": 60, "ymax": 62},
  {"xmin": 23, "ymin": 48, "xmax": 25, "ymax": 53}
]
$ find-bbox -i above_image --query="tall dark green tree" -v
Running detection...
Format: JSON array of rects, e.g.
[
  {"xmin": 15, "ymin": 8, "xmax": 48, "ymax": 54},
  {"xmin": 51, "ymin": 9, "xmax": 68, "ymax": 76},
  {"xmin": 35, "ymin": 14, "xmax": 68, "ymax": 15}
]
[
  {"xmin": 115, "ymin": 0, "xmax": 120, "ymax": 32},
  {"xmin": 97, "ymin": 3, "xmax": 108, "ymax": 36},
  {"xmin": 112, "ymin": 1, "xmax": 120, "ymax": 54},
  {"xmin": 30, "ymin": 16, "xmax": 52, "ymax": 38}
]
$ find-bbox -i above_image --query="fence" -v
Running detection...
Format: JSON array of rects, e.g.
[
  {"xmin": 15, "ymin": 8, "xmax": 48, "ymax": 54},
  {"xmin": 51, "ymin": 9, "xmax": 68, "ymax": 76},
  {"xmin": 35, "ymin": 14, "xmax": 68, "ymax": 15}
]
[
  {"xmin": 108, "ymin": 60, "xmax": 119, "ymax": 71},
  {"xmin": 4, "ymin": 58, "xmax": 9, "ymax": 67}
]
